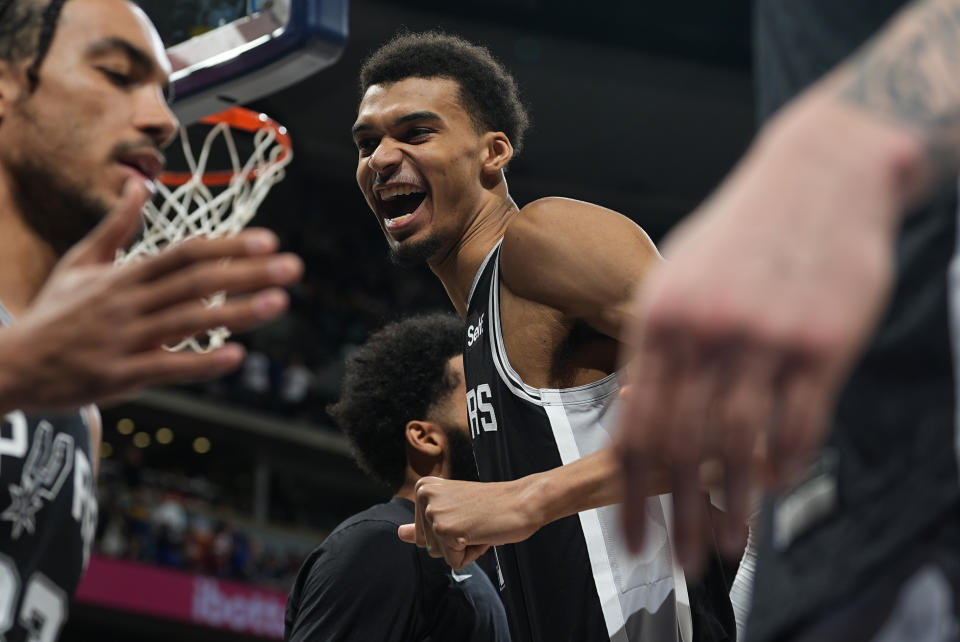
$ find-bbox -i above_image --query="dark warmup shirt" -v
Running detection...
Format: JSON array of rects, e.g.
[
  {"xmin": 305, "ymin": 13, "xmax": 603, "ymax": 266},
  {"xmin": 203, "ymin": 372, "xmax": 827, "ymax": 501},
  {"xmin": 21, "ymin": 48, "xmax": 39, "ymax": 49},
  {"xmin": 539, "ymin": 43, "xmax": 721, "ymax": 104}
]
[
  {"xmin": 285, "ymin": 497, "xmax": 511, "ymax": 642},
  {"xmin": 749, "ymin": 1, "xmax": 960, "ymax": 640},
  {"xmin": 0, "ymin": 302, "xmax": 98, "ymax": 642}
]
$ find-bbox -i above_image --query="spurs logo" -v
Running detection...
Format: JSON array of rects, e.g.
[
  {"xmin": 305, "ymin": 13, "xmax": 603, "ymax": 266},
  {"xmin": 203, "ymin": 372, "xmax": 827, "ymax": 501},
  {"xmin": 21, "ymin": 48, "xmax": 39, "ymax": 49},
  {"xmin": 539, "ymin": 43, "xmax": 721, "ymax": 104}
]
[{"xmin": 1, "ymin": 420, "xmax": 73, "ymax": 540}]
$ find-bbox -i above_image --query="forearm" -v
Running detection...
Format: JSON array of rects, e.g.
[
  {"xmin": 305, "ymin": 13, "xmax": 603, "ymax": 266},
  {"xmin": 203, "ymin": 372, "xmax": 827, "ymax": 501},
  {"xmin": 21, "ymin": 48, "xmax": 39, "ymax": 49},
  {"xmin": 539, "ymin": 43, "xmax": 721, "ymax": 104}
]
[
  {"xmin": 0, "ymin": 326, "xmax": 35, "ymax": 414},
  {"xmin": 763, "ymin": 0, "xmax": 960, "ymax": 223},
  {"xmin": 522, "ymin": 447, "xmax": 671, "ymax": 527},
  {"xmin": 838, "ymin": 0, "xmax": 960, "ymax": 180}
]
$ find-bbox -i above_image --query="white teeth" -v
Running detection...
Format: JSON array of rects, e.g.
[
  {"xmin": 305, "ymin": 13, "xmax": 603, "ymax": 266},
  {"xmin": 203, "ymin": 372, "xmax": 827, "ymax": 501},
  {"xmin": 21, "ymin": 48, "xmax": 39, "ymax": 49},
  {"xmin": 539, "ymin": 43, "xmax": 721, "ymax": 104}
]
[
  {"xmin": 379, "ymin": 185, "xmax": 426, "ymax": 201},
  {"xmin": 385, "ymin": 213, "xmax": 415, "ymax": 225}
]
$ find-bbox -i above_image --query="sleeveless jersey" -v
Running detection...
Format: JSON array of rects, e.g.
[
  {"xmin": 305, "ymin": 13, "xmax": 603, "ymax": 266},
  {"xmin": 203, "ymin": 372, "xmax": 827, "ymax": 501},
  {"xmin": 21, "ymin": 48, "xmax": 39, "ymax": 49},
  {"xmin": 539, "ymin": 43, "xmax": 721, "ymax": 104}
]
[
  {"xmin": 0, "ymin": 305, "xmax": 98, "ymax": 642},
  {"xmin": 463, "ymin": 242, "xmax": 689, "ymax": 642}
]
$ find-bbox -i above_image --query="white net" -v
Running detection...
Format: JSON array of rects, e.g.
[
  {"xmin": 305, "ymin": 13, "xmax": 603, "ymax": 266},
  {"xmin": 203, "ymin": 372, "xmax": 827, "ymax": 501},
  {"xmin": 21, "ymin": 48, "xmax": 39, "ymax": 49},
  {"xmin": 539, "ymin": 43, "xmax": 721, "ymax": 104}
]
[{"xmin": 115, "ymin": 108, "xmax": 293, "ymax": 353}]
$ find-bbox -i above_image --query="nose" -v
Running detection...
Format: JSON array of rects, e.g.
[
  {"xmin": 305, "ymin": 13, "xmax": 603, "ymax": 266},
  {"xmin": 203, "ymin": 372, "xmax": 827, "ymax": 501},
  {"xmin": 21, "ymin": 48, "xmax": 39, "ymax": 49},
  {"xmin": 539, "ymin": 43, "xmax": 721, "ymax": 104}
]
[
  {"xmin": 367, "ymin": 137, "xmax": 402, "ymax": 177},
  {"xmin": 134, "ymin": 84, "xmax": 179, "ymax": 149}
]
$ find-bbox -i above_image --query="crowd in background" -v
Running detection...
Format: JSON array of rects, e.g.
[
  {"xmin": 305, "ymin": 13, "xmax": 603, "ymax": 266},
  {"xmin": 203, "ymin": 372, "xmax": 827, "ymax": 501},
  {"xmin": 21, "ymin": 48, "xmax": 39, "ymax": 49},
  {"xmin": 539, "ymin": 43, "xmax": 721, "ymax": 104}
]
[{"xmin": 94, "ymin": 454, "xmax": 321, "ymax": 590}]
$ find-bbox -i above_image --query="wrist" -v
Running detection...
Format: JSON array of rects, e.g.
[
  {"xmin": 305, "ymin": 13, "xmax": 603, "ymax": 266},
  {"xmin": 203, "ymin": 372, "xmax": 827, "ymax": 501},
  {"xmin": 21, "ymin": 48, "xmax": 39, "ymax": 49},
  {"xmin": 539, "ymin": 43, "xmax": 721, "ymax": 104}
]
[
  {"xmin": 759, "ymin": 88, "xmax": 929, "ymax": 223},
  {"xmin": 513, "ymin": 473, "xmax": 554, "ymax": 531}
]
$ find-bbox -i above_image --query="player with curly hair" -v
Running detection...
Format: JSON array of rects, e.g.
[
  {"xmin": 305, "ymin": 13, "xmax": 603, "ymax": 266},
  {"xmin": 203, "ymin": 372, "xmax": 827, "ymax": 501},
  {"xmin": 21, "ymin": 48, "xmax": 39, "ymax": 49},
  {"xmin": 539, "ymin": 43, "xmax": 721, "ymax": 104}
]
[
  {"xmin": 352, "ymin": 31, "xmax": 734, "ymax": 642},
  {"xmin": 284, "ymin": 313, "xmax": 510, "ymax": 642}
]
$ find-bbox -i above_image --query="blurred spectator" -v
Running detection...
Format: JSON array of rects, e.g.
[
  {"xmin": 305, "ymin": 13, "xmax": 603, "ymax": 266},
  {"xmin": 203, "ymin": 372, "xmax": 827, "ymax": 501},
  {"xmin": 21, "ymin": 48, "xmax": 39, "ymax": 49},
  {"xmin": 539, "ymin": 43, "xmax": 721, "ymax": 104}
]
[{"xmin": 93, "ymin": 463, "xmax": 319, "ymax": 590}]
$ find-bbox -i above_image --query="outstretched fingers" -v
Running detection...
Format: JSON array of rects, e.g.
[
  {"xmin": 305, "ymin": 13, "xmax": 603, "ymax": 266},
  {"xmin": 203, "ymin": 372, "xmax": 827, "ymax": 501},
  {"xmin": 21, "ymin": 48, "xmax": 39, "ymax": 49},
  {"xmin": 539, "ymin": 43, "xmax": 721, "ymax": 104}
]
[
  {"xmin": 616, "ymin": 345, "xmax": 666, "ymax": 552},
  {"xmin": 108, "ymin": 343, "xmax": 248, "ymax": 391},
  {"xmin": 123, "ymin": 289, "xmax": 292, "ymax": 350},
  {"xmin": 714, "ymin": 351, "xmax": 776, "ymax": 555},
  {"xmin": 770, "ymin": 367, "xmax": 833, "ymax": 487},
  {"xmin": 127, "ymin": 252, "xmax": 303, "ymax": 314},
  {"xmin": 118, "ymin": 228, "xmax": 284, "ymax": 286}
]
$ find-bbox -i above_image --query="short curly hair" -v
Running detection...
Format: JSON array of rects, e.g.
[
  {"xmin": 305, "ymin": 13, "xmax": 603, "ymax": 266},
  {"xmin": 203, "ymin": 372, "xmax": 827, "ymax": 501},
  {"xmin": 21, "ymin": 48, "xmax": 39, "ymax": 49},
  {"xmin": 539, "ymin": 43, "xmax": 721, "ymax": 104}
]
[
  {"xmin": 359, "ymin": 31, "xmax": 531, "ymax": 154},
  {"xmin": 328, "ymin": 313, "xmax": 465, "ymax": 490}
]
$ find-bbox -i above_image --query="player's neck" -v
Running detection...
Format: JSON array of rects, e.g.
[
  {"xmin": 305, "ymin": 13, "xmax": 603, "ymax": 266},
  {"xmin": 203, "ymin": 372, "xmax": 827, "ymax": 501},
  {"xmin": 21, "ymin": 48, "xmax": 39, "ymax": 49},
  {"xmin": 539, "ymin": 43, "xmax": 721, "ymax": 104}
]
[
  {"xmin": 0, "ymin": 195, "xmax": 58, "ymax": 317},
  {"xmin": 429, "ymin": 195, "xmax": 518, "ymax": 318},
  {"xmin": 396, "ymin": 456, "xmax": 450, "ymax": 502}
]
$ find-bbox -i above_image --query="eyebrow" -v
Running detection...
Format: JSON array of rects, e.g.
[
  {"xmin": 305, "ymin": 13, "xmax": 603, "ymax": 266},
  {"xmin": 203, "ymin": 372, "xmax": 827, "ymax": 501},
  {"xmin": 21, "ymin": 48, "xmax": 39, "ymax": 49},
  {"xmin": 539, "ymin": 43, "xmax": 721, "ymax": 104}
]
[
  {"xmin": 351, "ymin": 110, "xmax": 443, "ymax": 136},
  {"xmin": 86, "ymin": 37, "xmax": 172, "ymax": 101}
]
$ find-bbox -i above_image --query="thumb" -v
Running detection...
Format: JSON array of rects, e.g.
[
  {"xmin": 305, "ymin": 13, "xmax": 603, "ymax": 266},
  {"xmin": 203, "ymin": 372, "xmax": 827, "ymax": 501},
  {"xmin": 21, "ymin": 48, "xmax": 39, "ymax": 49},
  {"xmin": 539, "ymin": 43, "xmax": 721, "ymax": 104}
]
[
  {"xmin": 460, "ymin": 545, "xmax": 490, "ymax": 570},
  {"xmin": 63, "ymin": 179, "xmax": 150, "ymax": 266},
  {"xmin": 398, "ymin": 523, "xmax": 417, "ymax": 544}
]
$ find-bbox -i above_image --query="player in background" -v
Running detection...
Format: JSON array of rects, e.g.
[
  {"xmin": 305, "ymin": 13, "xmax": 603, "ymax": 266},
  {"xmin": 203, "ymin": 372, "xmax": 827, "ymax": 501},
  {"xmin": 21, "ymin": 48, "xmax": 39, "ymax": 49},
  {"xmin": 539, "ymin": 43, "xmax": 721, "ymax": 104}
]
[
  {"xmin": 352, "ymin": 32, "xmax": 734, "ymax": 642},
  {"xmin": 0, "ymin": 1, "xmax": 302, "ymax": 640},
  {"xmin": 616, "ymin": 0, "xmax": 960, "ymax": 639},
  {"xmin": 285, "ymin": 313, "xmax": 510, "ymax": 641}
]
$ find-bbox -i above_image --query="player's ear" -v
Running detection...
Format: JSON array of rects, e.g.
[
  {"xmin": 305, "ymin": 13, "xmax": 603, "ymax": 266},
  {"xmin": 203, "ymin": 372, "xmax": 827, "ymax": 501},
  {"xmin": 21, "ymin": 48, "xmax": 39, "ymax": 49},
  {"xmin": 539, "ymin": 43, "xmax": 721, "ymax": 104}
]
[
  {"xmin": 480, "ymin": 131, "xmax": 514, "ymax": 177},
  {"xmin": 405, "ymin": 420, "xmax": 445, "ymax": 457},
  {"xmin": 0, "ymin": 58, "xmax": 28, "ymax": 121}
]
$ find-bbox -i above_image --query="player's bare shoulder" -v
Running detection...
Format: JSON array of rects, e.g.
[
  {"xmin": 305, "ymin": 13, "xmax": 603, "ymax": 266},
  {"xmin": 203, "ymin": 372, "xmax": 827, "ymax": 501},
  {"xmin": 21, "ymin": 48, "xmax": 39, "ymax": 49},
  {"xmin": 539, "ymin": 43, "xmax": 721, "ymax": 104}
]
[{"xmin": 499, "ymin": 197, "xmax": 661, "ymax": 311}]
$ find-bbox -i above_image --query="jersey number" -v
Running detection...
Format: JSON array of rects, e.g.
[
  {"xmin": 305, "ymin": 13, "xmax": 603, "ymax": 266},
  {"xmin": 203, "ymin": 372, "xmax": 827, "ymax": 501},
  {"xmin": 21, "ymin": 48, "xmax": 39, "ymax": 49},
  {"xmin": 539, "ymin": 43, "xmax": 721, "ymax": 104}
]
[
  {"xmin": 0, "ymin": 554, "xmax": 66, "ymax": 642},
  {"xmin": 0, "ymin": 412, "xmax": 28, "ymax": 473},
  {"xmin": 467, "ymin": 384, "xmax": 498, "ymax": 438}
]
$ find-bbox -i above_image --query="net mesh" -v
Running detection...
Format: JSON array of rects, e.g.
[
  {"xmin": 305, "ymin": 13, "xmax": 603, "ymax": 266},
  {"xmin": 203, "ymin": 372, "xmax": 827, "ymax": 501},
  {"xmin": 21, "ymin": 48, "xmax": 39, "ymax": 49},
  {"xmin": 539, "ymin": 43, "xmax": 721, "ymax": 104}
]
[{"xmin": 115, "ymin": 107, "xmax": 293, "ymax": 353}]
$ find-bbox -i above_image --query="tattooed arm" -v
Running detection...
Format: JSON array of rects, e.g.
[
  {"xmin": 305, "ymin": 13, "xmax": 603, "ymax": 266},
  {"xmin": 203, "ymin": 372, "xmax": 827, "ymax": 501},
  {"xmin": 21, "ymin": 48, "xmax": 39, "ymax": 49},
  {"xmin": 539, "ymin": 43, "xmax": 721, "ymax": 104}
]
[
  {"xmin": 839, "ymin": 0, "xmax": 960, "ymax": 181},
  {"xmin": 615, "ymin": 0, "xmax": 960, "ymax": 571}
]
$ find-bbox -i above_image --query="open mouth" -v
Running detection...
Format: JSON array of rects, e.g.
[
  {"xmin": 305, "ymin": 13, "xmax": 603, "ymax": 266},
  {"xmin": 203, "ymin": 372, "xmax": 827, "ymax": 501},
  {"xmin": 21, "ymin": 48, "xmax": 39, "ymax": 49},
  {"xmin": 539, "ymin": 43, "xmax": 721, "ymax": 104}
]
[
  {"xmin": 117, "ymin": 150, "xmax": 164, "ymax": 181},
  {"xmin": 378, "ymin": 185, "xmax": 428, "ymax": 228}
]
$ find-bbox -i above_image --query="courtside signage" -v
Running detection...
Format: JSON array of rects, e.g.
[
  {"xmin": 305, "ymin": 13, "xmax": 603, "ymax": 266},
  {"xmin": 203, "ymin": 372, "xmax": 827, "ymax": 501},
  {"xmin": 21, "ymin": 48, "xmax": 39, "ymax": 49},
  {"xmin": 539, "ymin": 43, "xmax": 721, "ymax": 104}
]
[{"xmin": 74, "ymin": 555, "xmax": 285, "ymax": 639}]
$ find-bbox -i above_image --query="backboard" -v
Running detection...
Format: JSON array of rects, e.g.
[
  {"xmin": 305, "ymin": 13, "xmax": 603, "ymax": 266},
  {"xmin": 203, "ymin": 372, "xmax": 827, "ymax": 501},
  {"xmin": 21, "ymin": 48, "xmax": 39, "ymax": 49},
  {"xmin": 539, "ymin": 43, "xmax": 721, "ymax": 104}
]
[{"xmin": 137, "ymin": 0, "xmax": 348, "ymax": 124}]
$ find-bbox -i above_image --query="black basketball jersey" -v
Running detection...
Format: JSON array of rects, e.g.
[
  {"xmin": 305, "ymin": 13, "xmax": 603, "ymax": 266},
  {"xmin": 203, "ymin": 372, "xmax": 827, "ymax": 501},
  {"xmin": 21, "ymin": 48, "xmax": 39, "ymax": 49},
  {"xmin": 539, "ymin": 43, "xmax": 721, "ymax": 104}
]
[
  {"xmin": 0, "ymin": 307, "xmax": 98, "ymax": 642},
  {"xmin": 463, "ymin": 241, "xmax": 687, "ymax": 642}
]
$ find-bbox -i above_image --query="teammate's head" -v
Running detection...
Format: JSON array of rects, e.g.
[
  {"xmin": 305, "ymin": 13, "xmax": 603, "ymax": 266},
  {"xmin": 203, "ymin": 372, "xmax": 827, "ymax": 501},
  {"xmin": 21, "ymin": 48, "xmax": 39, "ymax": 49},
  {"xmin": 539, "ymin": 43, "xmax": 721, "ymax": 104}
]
[
  {"xmin": 328, "ymin": 313, "xmax": 477, "ymax": 492},
  {"xmin": 0, "ymin": 0, "xmax": 177, "ymax": 256},
  {"xmin": 354, "ymin": 31, "xmax": 530, "ymax": 266}
]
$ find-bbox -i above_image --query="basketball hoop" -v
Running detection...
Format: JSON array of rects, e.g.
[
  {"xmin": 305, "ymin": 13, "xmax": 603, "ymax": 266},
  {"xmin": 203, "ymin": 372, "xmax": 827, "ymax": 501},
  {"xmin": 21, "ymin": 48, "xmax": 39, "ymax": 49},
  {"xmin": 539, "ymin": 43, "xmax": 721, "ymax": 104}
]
[{"xmin": 116, "ymin": 106, "xmax": 293, "ymax": 353}]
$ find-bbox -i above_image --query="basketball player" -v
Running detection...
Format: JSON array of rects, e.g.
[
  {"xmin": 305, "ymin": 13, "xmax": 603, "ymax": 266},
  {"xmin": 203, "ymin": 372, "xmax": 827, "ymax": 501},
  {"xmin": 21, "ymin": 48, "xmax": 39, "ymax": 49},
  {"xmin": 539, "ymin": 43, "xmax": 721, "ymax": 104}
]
[
  {"xmin": 0, "ymin": 1, "xmax": 302, "ymax": 640},
  {"xmin": 616, "ymin": 0, "xmax": 960, "ymax": 639},
  {"xmin": 353, "ymin": 32, "xmax": 734, "ymax": 641},
  {"xmin": 285, "ymin": 313, "xmax": 510, "ymax": 642}
]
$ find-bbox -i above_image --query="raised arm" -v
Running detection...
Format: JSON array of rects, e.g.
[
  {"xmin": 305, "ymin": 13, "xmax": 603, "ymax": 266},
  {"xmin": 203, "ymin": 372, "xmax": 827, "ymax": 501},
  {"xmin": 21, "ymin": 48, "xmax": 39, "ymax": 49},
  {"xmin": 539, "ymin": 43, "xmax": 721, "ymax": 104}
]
[
  {"xmin": 498, "ymin": 196, "xmax": 661, "ymax": 342},
  {"xmin": 398, "ymin": 197, "xmax": 673, "ymax": 569},
  {"xmin": 616, "ymin": 0, "xmax": 960, "ymax": 571}
]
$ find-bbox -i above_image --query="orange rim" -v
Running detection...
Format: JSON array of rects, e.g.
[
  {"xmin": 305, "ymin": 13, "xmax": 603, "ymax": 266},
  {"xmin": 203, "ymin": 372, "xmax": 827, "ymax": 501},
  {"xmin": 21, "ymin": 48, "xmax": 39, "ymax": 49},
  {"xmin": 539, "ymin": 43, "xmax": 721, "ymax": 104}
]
[{"xmin": 158, "ymin": 106, "xmax": 292, "ymax": 188}]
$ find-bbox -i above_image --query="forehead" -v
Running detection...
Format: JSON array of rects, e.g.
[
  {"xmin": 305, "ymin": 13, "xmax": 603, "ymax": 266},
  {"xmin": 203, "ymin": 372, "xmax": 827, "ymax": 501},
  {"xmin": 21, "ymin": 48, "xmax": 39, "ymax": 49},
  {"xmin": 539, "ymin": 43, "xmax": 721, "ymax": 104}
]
[
  {"xmin": 355, "ymin": 77, "xmax": 468, "ymax": 126},
  {"xmin": 53, "ymin": 0, "xmax": 171, "ymax": 73}
]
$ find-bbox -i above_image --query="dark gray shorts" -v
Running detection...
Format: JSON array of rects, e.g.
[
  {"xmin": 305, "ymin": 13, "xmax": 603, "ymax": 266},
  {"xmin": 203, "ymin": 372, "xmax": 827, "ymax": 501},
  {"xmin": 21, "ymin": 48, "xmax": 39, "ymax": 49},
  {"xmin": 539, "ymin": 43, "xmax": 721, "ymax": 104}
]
[{"xmin": 777, "ymin": 545, "xmax": 960, "ymax": 642}]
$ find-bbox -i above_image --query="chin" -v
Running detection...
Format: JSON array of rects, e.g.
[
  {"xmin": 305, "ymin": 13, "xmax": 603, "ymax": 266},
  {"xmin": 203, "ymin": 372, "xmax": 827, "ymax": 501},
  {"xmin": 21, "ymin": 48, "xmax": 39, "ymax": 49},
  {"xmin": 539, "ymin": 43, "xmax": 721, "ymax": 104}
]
[{"xmin": 389, "ymin": 235, "xmax": 443, "ymax": 267}]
